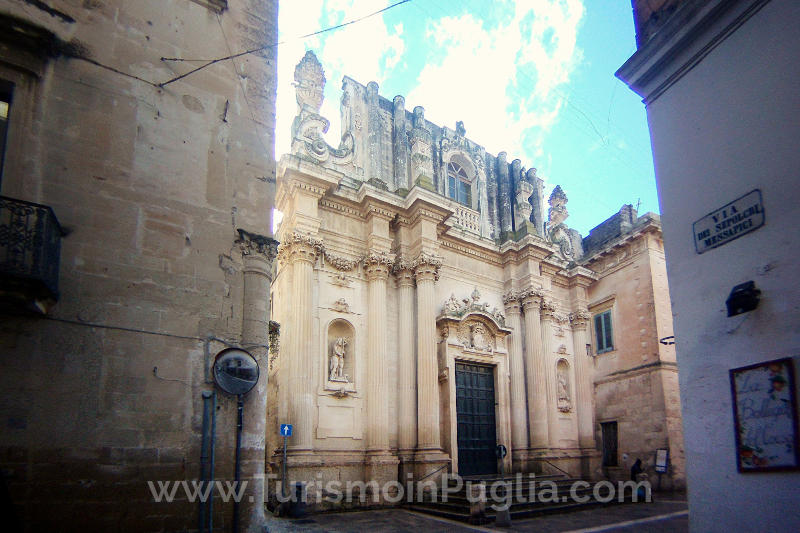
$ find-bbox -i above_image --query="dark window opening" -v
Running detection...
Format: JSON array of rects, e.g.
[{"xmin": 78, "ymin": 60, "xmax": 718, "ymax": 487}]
[{"xmin": 601, "ymin": 421, "xmax": 618, "ymax": 467}]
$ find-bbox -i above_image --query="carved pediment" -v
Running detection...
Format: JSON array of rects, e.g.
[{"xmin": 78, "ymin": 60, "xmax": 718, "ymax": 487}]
[{"xmin": 440, "ymin": 287, "xmax": 506, "ymax": 328}]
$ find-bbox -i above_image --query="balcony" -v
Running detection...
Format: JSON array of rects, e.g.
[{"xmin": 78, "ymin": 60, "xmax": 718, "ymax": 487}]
[{"xmin": 0, "ymin": 196, "xmax": 63, "ymax": 314}]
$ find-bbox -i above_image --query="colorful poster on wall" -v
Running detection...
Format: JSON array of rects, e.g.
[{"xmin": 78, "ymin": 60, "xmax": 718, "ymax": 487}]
[{"xmin": 729, "ymin": 358, "xmax": 800, "ymax": 472}]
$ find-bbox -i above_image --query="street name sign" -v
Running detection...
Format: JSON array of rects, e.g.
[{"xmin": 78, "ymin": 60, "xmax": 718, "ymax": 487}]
[{"xmin": 693, "ymin": 189, "xmax": 764, "ymax": 254}]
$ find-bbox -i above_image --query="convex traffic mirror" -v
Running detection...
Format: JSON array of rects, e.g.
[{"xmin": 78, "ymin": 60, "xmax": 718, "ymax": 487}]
[{"xmin": 212, "ymin": 348, "xmax": 259, "ymax": 396}]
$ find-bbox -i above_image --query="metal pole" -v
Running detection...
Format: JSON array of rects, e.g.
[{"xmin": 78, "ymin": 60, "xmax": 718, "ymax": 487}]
[
  {"xmin": 232, "ymin": 395, "xmax": 244, "ymax": 533},
  {"xmin": 208, "ymin": 391, "xmax": 216, "ymax": 533},
  {"xmin": 282, "ymin": 435, "xmax": 288, "ymax": 498},
  {"xmin": 199, "ymin": 392, "xmax": 212, "ymax": 533}
]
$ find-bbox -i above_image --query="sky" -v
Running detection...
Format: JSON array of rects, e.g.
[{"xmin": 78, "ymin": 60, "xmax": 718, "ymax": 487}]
[{"xmin": 275, "ymin": 0, "xmax": 657, "ymax": 237}]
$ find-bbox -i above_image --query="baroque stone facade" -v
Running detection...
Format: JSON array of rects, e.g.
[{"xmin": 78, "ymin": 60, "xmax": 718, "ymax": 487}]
[
  {"xmin": 269, "ymin": 51, "xmax": 684, "ymax": 504},
  {"xmin": 0, "ymin": 1, "xmax": 277, "ymax": 531}
]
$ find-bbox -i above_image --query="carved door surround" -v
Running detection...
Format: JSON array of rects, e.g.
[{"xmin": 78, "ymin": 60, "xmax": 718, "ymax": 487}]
[{"xmin": 436, "ymin": 308, "xmax": 512, "ymax": 475}]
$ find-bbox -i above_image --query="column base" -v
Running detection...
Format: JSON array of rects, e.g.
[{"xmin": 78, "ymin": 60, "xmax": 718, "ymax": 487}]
[
  {"xmin": 364, "ymin": 451, "xmax": 400, "ymax": 484},
  {"xmin": 413, "ymin": 449, "xmax": 451, "ymax": 482}
]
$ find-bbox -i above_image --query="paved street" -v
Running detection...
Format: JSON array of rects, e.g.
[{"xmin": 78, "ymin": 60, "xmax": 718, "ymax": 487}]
[{"xmin": 263, "ymin": 497, "xmax": 689, "ymax": 532}]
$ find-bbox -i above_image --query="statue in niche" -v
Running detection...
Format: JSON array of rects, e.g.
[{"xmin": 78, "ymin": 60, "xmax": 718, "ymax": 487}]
[
  {"xmin": 557, "ymin": 365, "xmax": 572, "ymax": 412},
  {"xmin": 329, "ymin": 337, "xmax": 349, "ymax": 382}
]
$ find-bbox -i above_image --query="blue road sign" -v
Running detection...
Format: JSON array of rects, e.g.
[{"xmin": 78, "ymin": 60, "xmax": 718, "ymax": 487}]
[{"xmin": 280, "ymin": 424, "xmax": 293, "ymax": 437}]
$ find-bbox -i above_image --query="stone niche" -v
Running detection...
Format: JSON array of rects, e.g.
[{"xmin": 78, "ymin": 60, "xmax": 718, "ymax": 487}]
[
  {"xmin": 556, "ymin": 358, "xmax": 573, "ymax": 413},
  {"xmin": 325, "ymin": 318, "xmax": 356, "ymax": 394}
]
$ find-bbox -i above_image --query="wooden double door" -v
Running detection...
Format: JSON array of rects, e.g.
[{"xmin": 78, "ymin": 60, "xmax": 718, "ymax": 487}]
[{"xmin": 455, "ymin": 362, "xmax": 497, "ymax": 476}]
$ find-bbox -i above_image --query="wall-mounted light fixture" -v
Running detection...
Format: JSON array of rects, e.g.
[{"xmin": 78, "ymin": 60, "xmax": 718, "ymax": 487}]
[{"xmin": 726, "ymin": 281, "xmax": 760, "ymax": 317}]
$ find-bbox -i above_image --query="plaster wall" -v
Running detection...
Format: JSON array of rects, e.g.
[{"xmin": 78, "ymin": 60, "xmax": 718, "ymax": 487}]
[{"xmin": 644, "ymin": 1, "xmax": 800, "ymax": 529}]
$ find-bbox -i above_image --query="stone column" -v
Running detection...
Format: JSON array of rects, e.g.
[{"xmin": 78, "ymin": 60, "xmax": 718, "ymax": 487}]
[
  {"xmin": 282, "ymin": 232, "xmax": 322, "ymax": 451},
  {"xmin": 237, "ymin": 230, "xmax": 278, "ymax": 532},
  {"xmin": 414, "ymin": 252, "xmax": 443, "ymax": 451},
  {"xmin": 540, "ymin": 298, "xmax": 559, "ymax": 449},
  {"xmin": 571, "ymin": 309, "xmax": 595, "ymax": 449},
  {"xmin": 395, "ymin": 261, "xmax": 417, "ymax": 465},
  {"xmin": 503, "ymin": 291, "xmax": 528, "ymax": 470},
  {"xmin": 521, "ymin": 288, "xmax": 548, "ymax": 449},
  {"xmin": 364, "ymin": 251, "xmax": 398, "ymax": 485},
  {"xmin": 365, "ymin": 252, "xmax": 392, "ymax": 452}
]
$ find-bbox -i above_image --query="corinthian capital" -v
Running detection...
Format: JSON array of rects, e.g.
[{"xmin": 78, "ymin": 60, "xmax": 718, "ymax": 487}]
[
  {"xmin": 540, "ymin": 298, "xmax": 558, "ymax": 318},
  {"xmin": 364, "ymin": 249, "xmax": 394, "ymax": 280},
  {"xmin": 570, "ymin": 309, "xmax": 592, "ymax": 330},
  {"xmin": 412, "ymin": 251, "xmax": 443, "ymax": 282},
  {"xmin": 519, "ymin": 287, "xmax": 545, "ymax": 310},
  {"xmin": 237, "ymin": 229, "xmax": 279, "ymax": 262},
  {"xmin": 277, "ymin": 231, "xmax": 323, "ymax": 264}
]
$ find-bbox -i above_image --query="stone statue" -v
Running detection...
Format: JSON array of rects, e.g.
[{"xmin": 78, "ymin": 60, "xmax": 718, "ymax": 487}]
[
  {"xmin": 456, "ymin": 120, "xmax": 466, "ymax": 137},
  {"xmin": 557, "ymin": 366, "xmax": 571, "ymax": 412},
  {"xmin": 329, "ymin": 337, "xmax": 348, "ymax": 382}
]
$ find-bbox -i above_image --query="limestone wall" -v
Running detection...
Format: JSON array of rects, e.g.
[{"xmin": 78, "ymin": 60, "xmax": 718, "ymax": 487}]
[
  {"xmin": 584, "ymin": 223, "xmax": 685, "ymax": 488},
  {"xmin": 0, "ymin": 1, "xmax": 277, "ymax": 530}
]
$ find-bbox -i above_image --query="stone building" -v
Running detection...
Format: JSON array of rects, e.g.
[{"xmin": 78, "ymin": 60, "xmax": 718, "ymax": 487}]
[
  {"xmin": 0, "ymin": 1, "xmax": 277, "ymax": 531},
  {"xmin": 268, "ymin": 51, "xmax": 684, "ymax": 503},
  {"xmin": 617, "ymin": 0, "xmax": 800, "ymax": 530}
]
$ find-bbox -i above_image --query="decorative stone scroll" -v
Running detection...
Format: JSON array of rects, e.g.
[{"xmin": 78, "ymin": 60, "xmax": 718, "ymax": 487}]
[
  {"xmin": 322, "ymin": 249, "xmax": 362, "ymax": 271},
  {"xmin": 291, "ymin": 51, "xmax": 354, "ymax": 166},
  {"xmin": 441, "ymin": 287, "xmax": 506, "ymax": 328},
  {"xmin": 545, "ymin": 185, "xmax": 575, "ymax": 261},
  {"xmin": 331, "ymin": 298, "xmax": 350, "ymax": 313}
]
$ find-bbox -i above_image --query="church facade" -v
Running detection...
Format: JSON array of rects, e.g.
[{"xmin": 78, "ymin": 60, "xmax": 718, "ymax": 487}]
[{"xmin": 268, "ymin": 51, "xmax": 684, "ymax": 502}]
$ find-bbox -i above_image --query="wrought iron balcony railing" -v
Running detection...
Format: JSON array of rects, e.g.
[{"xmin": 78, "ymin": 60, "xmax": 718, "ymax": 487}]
[{"xmin": 0, "ymin": 196, "xmax": 63, "ymax": 312}]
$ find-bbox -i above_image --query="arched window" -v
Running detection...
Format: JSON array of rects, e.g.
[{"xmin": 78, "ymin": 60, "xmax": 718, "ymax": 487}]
[{"xmin": 447, "ymin": 161, "xmax": 472, "ymax": 207}]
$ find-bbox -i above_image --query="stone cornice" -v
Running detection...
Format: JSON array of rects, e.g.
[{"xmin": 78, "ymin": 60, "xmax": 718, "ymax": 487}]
[
  {"xmin": 615, "ymin": 0, "xmax": 768, "ymax": 104},
  {"xmin": 236, "ymin": 229, "xmax": 278, "ymax": 262}
]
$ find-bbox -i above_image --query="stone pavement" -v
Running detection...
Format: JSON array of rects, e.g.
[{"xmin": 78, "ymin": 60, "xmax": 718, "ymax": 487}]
[{"xmin": 263, "ymin": 497, "xmax": 688, "ymax": 532}]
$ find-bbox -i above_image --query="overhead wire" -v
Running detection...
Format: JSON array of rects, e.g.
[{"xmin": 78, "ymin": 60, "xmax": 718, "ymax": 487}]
[{"xmin": 159, "ymin": 0, "xmax": 413, "ymax": 87}]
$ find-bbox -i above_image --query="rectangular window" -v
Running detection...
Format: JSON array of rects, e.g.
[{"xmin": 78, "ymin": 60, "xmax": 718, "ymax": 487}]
[
  {"xmin": 457, "ymin": 180, "xmax": 471, "ymax": 206},
  {"xmin": 594, "ymin": 310, "xmax": 614, "ymax": 353},
  {"xmin": 447, "ymin": 175, "xmax": 457, "ymax": 200},
  {"xmin": 601, "ymin": 421, "xmax": 618, "ymax": 467}
]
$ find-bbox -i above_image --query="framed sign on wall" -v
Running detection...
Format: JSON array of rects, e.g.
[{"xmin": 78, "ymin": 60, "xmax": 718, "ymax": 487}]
[{"xmin": 729, "ymin": 358, "xmax": 800, "ymax": 472}]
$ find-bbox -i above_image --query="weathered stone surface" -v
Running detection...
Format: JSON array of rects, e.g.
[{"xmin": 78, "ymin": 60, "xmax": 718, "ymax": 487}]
[{"xmin": 0, "ymin": 0, "xmax": 277, "ymax": 530}]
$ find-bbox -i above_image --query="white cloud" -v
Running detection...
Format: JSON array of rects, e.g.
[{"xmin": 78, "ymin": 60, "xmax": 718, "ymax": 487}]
[
  {"xmin": 275, "ymin": 0, "xmax": 585, "ymax": 191},
  {"xmin": 275, "ymin": 1, "xmax": 405, "ymax": 157},
  {"xmin": 406, "ymin": 1, "xmax": 584, "ymax": 172}
]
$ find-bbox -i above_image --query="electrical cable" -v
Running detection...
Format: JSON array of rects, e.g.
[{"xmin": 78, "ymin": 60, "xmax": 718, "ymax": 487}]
[{"xmin": 159, "ymin": 0, "xmax": 413, "ymax": 87}]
